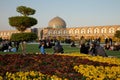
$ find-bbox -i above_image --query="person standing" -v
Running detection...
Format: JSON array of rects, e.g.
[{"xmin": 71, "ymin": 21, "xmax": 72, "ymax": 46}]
[
  {"xmin": 79, "ymin": 36, "xmax": 86, "ymax": 46},
  {"xmin": 40, "ymin": 42, "xmax": 46, "ymax": 54},
  {"xmin": 109, "ymin": 38, "xmax": 113, "ymax": 46},
  {"xmin": 105, "ymin": 38, "xmax": 109, "ymax": 44}
]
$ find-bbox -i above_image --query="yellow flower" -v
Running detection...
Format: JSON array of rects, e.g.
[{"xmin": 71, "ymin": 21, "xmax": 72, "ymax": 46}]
[
  {"xmin": 0, "ymin": 76, "xmax": 3, "ymax": 80},
  {"xmin": 116, "ymin": 78, "xmax": 120, "ymax": 80},
  {"xmin": 30, "ymin": 71, "xmax": 36, "ymax": 77}
]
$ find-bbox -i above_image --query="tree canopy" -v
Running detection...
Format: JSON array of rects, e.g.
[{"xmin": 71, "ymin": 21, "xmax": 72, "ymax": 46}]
[
  {"xmin": 0, "ymin": 37, "xmax": 2, "ymax": 42},
  {"xmin": 9, "ymin": 16, "xmax": 37, "ymax": 32},
  {"xmin": 16, "ymin": 6, "xmax": 36, "ymax": 16},
  {"xmin": 10, "ymin": 33, "xmax": 37, "ymax": 42},
  {"xmin": 8, "ymin": 6, "xmax": 37, "ymax": 32},
  {"xmin": 114, "ymin": 30, "xmax": 120, "ymax": 38}
]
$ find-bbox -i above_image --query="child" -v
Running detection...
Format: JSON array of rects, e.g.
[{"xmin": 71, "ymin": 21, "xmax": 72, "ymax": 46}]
[
  {"xmin": 11, "ymin": 47, "xmax": 17, "ymax": 52},
  {"xmin": 40, "ymin": 42, "xmax": 46, "ymax": 54}
]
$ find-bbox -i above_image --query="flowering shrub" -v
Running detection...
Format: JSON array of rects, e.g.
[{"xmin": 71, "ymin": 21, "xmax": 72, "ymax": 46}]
[
  {"xmin": 60, "ymin": 53, "xmax": 120, "ymax": 79},
  {"xmin": 0, "ymin": 53, "xmax": 120, "ymax": 79},
  {"xmin": 74, "ymin": 65, "xmax": 120, "ymax": 80},
  {"xmin": 60, "ymin": 53, "xmax": 120, "ymax": 65},
  {"xmin": 5, "ymin": 71, "xmax": 63, "ymax": 80}
]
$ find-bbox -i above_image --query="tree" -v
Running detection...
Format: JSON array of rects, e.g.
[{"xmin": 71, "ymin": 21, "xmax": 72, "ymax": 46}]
[
  {"xmin": 16, "ymin": 6, "xmax": 35, "ymax": 16},
  {"xmin": 10, "ymin": 33, "xmax": 37, "ymax": 42},
  {"xmin": 40, "ymin": 30, "xmax": 43, "ymax": 40},
  {"xmin": 8, "ymin": 6, "xmax": 38, "ymax": 54},
  {"xmin": 114, "ymin": 30, "xmax": 120, "ymax": 38},
  {"xmin": 0, "ymin": 37, "xmax": 2, "ymax": 42},
  {"xmin": 9, "ymin": 6, "xmax": 37, "ymax": 32},
  {"xmin": 9, "ymin": 16, "xmax": 37, "ymax": 32}
]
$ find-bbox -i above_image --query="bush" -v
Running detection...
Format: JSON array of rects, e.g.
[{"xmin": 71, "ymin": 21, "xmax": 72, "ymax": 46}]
[
  {"xmin": 0, "ymin": 37, "xmax": 2, "ymax": 42},
  {"xmin": 115, "ymin": 30, "xmax": 120, "ymax": 38},
  {"xmin": 10, "ymin": 32, "xmax": 37, "ymax": 42}
]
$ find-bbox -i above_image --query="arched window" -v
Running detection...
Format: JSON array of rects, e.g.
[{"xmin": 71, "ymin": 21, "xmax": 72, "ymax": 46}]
[
  {"xmin": 4, "ymin": 32, "xmax": 6, "ymax": 36},
  {"xmin": 94, "ymin": 28, "xmax": 99, "ymax": 33},
  {"xmin": 87, "ymin": 28, "xmax": 92, "ymax": 34},
  {"xmin": 101, "ymin": 28, "xmax": 106, "ymax": 33},
  {"xmin": 58, "ymin": 30, "xmax": 62, "ymax": 34},
  {"xmin": 109, "ymin": 28, "xmax": 114, "ymax": 33},
  {"xmin": 0, "ymin": 32, "xmax": 2, "ymax": 36},
  {"xmin": 69, "ymin": 29, "xmax": 73, "ymax": 34},
  {"xmin": 48, "ymin": 30, "xmax": 52, "ymax": 35},
  {"xmin": 75, "ymin": 29, "xmax": 79, "ymax": 34},
  {"xmin": 63, "ymin": 30, "xmax": 67, "ymax": 34},
  {"xmin": 81, "ymin": 29, "xmax": 85, "ymax": 34},
  {"xmin": 7, "ymin": 32, "xmax": 10, "ymax": 36},
  {"xmin": 53, "ymin": 30, "xmax": 58, "ymax": 34}
]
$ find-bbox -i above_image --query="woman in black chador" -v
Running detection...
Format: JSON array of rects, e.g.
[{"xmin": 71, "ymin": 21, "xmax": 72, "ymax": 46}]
[{"xmin": 53, "ymin": 41, "xmax": 64, "ymax": 54}]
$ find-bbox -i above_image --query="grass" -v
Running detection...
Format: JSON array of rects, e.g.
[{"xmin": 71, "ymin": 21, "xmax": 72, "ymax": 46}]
[
  {"xmin": 0, "ymin": 43, "xmax": 120, "ymax": 58},
  {"xmin": 46, "ymin": 45, "xmax": 80, "ymax": 54},
  {"xmin": 105, "ymin": 50, "xmax": 120, "ymax": 58}
]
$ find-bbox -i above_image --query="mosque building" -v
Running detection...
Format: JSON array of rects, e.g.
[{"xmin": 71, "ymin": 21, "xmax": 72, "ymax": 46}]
[
  {"xmin": 48, "ymin": 16, "xmax": 66, "ymax": 28},
  {"xmin": 0, "ymin": 16, "xmax": 120, "ymax": 41},
  {"xmin": 42, "ymin": 16, "xmax": 120, "ymax": 41}
]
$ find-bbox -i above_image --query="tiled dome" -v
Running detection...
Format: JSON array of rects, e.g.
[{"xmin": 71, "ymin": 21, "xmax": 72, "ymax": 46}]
[{"xmin": 48, "ymin": 16, "xmax": 66, "ymax": 28}]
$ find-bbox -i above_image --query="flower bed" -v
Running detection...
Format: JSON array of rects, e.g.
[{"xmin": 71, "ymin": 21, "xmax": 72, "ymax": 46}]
[{"xmin": 0, "ymin": 53, "xmax": 120, "ymax": 79}]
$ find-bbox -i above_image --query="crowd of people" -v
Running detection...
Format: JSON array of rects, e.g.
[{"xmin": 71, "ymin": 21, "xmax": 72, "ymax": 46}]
[
  {"xmin": 0, "ymin": 40, "xmax": 19, "ymax": 52},
  {"xmin": 79, "ymin": 37, "xmax": 108, "ymax": 57},
  {"xmin": 36, "ymin": 36, "xmax": 120, "ymax": 57},
  {"xmin": 38, "ymin": 38, "xmax": 64, "ymax": 54},
  {"xmin": 0, "ymin": 37, "xmax": 120, "ymax": 57},
  {"xmin": 104, "ymin": 41, "xmax": 120, "ymax": 51},
  {"xmin": 38, "ymin": 37, "xmax": 108, "ymax": 57}
]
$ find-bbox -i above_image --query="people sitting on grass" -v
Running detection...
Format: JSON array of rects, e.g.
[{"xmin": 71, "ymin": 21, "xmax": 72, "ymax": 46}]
[
  {"xmin": 104, "ymin": 41, "xmax": 120, "ymax": 51},
  {"xmin": 80, "ymin": 42, "xmax": 90, "ymax": 54},
  {"xmin": 89, "ymin": 42, "xmax": 96, "ymax": 56},
  {"xmin": 113, "ymin": 42, "xmax": 120, "ymax": 51},
  {"xmin": 0, "ymin": 40, "xmax": 20, "ymax": 52},
  {"xmin": 53, "ymin": 41, "xmax": 64, "ymax": 54},
  {"xmin": 11, "ymin": 47, "xmax": 17, "ymax": 52},
  {"xmin": 89, "ymin": 42, "xmax": 108, "ymax": 57},
  {"xmin": 71, "ymin": 41, "xmax": 76, "ymax": 47},
  {"xmin": 104, "ymin": 42, "xmax": 111, "ymax": 50},
  {"xmin": 95, "ymin": 43, "xmax": 108, "ymax": 57}
]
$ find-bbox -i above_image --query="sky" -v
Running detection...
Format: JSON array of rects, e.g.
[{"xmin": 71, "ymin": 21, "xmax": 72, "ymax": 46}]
[{"xmin": 0, "ymin": 0, "xmax": 120, "ymax": 30}]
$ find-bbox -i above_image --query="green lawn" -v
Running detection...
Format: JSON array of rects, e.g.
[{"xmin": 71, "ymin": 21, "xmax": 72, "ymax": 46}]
[
  {"xmin": 0, "ymin": 43, "xmax": 120, "ymax": 58},
  {"xmin": 105, "ymin": 50, "xmax": 120, "ymax": 58}
]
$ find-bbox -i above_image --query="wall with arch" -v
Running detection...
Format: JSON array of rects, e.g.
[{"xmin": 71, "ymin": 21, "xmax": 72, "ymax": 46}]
[{"xmin": 43, "ymin": 25, "xmax": 120, "ymax": 40}]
